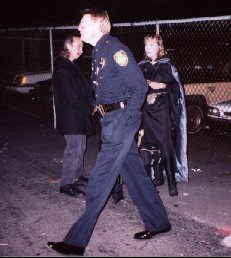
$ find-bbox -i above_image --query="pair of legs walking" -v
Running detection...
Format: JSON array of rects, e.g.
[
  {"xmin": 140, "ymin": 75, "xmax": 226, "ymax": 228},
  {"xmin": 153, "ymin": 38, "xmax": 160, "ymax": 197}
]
[{"xmin": 48, "ymin": 110, "xmax": 171, "ymax": 254}]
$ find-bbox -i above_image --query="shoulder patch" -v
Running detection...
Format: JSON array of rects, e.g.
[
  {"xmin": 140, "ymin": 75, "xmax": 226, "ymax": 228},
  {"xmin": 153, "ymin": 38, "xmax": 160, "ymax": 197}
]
[{"xmin": 113, "ymin": 50, "xmax": 128, "ymax": 66}]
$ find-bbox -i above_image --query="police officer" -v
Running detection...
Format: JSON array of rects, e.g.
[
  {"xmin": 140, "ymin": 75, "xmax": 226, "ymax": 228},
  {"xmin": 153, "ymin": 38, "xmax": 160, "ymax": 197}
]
[{"xmin": 48, "ymin": 8, "xmax": 171, "ymax": 256}]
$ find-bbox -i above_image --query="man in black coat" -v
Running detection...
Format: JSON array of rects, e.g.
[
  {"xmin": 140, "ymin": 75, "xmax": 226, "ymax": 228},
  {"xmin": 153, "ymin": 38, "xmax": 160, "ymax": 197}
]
[{"xmin": 52, "ymin": 35, "xmax": 95, "ymax": 197}]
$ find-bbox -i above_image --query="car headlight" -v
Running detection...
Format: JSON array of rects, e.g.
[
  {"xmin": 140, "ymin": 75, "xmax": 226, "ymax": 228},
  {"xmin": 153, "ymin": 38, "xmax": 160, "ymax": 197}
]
[
  {"xmin": 15, "ymin": 76, "xmax": 28, "ymax": 85},
  {"xmin": 207, "ymin": 107, "xmax": 220, "ymax": 117}
]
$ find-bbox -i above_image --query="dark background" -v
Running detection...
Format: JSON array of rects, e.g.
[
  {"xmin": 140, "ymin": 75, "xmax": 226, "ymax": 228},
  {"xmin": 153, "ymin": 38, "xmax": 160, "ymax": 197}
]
[{"xmin": 0, "ymin": 0, "xmax": 230, "ymax": 28}]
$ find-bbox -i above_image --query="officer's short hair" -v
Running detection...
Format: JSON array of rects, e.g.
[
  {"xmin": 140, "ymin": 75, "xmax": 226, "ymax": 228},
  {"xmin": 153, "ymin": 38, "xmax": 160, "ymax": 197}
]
[{"xmin": 81, "ymin": 8, "xmax": 111, "ymax": 34}]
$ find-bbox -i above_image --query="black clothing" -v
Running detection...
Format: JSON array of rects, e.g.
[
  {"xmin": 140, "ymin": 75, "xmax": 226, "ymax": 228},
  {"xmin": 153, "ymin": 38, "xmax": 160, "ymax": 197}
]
[
  {"xmin": 52, "ymin": 57, "xmax": 95, "ymax": 136},
  {"xmin": 139, "ymin": 59, "xmax": 180, "ymax": 161},
  {"xmin": 139, "ymin": 57, "xmax": 188, "ymax": 184}
]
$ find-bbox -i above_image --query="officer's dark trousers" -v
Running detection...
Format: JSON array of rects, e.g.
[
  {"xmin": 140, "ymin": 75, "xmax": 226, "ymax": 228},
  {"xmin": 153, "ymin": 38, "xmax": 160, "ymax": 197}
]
[{"xmin": 64, "ymin": 109, "xmax": 171, "ymax": 247}]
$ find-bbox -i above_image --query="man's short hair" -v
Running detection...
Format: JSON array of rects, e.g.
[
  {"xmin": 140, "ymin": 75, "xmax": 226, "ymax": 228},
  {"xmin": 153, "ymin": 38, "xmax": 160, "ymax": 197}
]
[{"xmin": 81, "ymin": 8, "xmax": 111, "ymax": 34}]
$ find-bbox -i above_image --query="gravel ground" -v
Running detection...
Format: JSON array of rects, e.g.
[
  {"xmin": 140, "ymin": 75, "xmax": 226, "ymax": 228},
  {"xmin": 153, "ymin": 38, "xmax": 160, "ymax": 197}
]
[
  {"xmin": 0, "ymin": 141, "xmax": 230, "ymax": 257},
  {"xmin": 0, "ymin": 106, "xmax": 230, "ymax": 256}
]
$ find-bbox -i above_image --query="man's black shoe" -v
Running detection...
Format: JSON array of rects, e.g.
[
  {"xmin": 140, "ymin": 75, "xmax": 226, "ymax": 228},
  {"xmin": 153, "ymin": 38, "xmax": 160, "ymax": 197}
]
[
  {"xmin": 47, "ymin": 241, "xmax": 85, "ymax": 256},
  {"xmin": 74, "ymin": 176, "xmax": 89, "ymax": 187},
  {"xmin": 134, "ymin": 227, "xmax": 171, "ymax": 239},
  {"xmin": 60, "ymin": 184, "xmax": 86, "ymax": 197}
]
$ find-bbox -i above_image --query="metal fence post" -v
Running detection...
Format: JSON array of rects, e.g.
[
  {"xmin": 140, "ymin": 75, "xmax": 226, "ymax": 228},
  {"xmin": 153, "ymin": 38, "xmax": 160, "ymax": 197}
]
[{"xmin": 49, "ymin": 28, "xmax": 56, "ymax": 129}]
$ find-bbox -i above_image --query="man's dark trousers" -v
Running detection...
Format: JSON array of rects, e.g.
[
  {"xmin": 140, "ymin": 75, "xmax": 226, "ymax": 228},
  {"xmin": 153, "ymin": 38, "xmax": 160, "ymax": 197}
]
[{"xmin": 63, "ymin": 109, "xmax": 171, "ymax": 247}]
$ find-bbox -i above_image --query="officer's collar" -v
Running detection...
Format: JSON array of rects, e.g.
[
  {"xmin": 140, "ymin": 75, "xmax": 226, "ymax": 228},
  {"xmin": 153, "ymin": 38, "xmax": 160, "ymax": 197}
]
[{"xmin": 95, "ymin": 34, "xmax": 110, "ymax": 50}]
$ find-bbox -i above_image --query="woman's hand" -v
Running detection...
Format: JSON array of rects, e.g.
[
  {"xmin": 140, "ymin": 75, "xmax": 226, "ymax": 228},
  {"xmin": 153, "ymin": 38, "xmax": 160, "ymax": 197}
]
[
  {"xmin": 147, "ymin": 80, "xmax": 166, "ymax": 89},
  {"xmin": 92, "ymin": 106, "xmax": 98, "ymax": 115}
]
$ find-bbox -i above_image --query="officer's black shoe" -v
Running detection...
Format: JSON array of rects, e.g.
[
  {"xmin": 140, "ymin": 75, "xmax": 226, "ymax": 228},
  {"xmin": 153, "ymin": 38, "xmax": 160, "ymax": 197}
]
[
  {"xmin": 134, "ymin": 227, "xmax": 171, "ymax": 240},
  {"xmin": 60, "ymin": 184, "xmax": 86, "ymax": 197},
  {"xmin": 74, "ymin": 176, "xmax": 89, "ymax": 187},
  {"xmin": 47, "ymin": 241, "xmax": 85, "ymax": 256}
]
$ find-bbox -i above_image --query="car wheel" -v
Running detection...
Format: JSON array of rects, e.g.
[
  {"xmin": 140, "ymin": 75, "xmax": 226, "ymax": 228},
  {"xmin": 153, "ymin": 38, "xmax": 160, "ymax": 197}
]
[{"xmin": 187, "ymin": 104, "xmax": 204, "ymax": 134}]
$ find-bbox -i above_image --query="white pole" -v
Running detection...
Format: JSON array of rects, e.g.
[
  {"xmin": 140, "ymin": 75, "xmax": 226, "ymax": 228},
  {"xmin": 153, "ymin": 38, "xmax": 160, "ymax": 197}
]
[{"xmin": 49, "ymin": 29, "xmax": 56, "ymax": 129}]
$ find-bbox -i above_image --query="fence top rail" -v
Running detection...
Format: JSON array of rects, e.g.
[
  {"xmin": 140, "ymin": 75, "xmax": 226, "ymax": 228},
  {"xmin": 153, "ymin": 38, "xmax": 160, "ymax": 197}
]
[
  {"xmin": 0, "ymin": 26, "xmax": 77, "ymax": 32},
  {"xmin": 113, "ymin": 15, "xmax": 231, "ymax": 27},
  {"xmin": 0, "ymin": 15, "xmax": 230, "ymax": 32}
]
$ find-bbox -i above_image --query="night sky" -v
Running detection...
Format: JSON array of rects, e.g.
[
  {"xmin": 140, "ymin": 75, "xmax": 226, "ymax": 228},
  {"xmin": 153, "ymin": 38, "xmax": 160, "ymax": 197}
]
[{"xmin": 0, "ymin": 0, "xmax": 230, "ymax": 28}]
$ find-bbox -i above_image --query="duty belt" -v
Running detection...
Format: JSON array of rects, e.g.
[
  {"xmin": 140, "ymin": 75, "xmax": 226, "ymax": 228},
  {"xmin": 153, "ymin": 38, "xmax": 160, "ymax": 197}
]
[{"xmin": 97, "ymin": 99, "xmax": 128, "ymax": 117}]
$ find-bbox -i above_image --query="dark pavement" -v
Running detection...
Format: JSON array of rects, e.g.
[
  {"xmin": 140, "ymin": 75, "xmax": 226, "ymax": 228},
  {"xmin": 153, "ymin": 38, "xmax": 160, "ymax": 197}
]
[{"xmin": 0, "ymin": 104, "xmax": 231, "ymax": 256}]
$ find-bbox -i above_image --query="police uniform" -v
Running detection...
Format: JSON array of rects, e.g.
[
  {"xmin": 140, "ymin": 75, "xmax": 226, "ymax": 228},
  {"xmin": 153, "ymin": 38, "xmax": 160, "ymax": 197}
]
[{"xmin": 63, "ymin": 34, "xmax": 171, "ymax": 247}]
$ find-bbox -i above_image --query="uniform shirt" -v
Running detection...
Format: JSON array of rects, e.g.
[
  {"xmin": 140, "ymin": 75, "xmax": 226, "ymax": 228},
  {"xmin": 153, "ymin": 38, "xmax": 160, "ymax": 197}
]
[{"xmin": 92, "ymin": 34, "xmax": 148, "ymax": 111}]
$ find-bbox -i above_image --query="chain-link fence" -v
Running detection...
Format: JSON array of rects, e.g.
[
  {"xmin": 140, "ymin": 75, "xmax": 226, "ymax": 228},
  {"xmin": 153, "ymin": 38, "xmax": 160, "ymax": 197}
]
[
  {"xmin": 112, "ymin": 16, "xmax": 231, "ymax": 139},
  {"xmin": 0, "ymin": 15, "xmax": 230, "ymax": 152}
]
